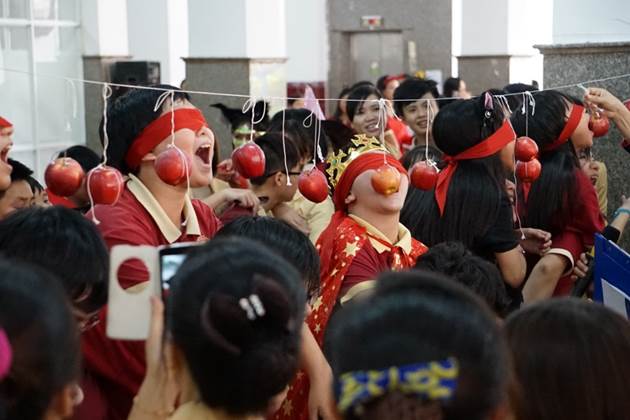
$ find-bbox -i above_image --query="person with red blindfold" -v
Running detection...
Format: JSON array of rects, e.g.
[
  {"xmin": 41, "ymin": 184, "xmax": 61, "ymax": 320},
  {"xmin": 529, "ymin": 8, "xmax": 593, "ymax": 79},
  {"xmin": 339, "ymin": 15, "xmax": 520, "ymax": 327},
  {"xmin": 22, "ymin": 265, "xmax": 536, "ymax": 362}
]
[
  {"xmin": 0, "ymin": 117, "xmax": 14, "ymax": 191},
  {"xmin": 512, "ymin": 91, "xmax": 605, "ymax": 301},
  {"xmin": 401, "ymin": 93, "xmax": 536, "ymax": 309},
  {"xmin": 272, "ymin": 134, "xmax": 427, "ymax": 420},
  {"xmin": 78, "ymin": 86, "xmax": 223, "ymax": 420}
]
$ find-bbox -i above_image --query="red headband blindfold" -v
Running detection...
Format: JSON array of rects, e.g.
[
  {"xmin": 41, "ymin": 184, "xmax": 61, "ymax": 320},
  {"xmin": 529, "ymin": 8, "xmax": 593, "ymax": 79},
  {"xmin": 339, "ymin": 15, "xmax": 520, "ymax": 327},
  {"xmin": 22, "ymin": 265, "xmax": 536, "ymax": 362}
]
[
  {"xmin": 542, "ymin": 104, "xmax": 584, "ymax": 152},
  {"xmin": 125, "ymin": 108, "xmax": 208, "ymax": 169},
  {"xmin": 333, "ymin": 152, "xmax": 407, "ymax": 211},
  {"xmin": 0, "ymin": 117, "xmax": 13, "ymax": 128},
  {"xmin": 435, "ymin": 120, "xmax": 516, "ymax": 215}
]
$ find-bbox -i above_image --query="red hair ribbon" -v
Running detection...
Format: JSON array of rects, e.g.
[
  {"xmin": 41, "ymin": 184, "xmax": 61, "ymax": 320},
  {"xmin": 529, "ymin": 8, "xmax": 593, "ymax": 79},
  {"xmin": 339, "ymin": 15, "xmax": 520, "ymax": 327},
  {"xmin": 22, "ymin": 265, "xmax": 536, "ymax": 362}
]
[
  {"xmin": 0, "ymin": 117, "xmax": 13, "ymax": 128},
  {"xmin": 435, "ymin": 120, "xmax": 516, "ymax": 216},
  {"xmin": 125, "ymin": 108, "xmax": 207, "ymax": 169},
  {"xmin": 333, "ymin": 152, "xmax": 407, "ymax": 211},
  {"xmin": 384, "ymin": 74, "xmax": 405, "ymax": 86},
  {"xmin": 542, "ymin": 104, "xmax": 584, "ymax": 152}
]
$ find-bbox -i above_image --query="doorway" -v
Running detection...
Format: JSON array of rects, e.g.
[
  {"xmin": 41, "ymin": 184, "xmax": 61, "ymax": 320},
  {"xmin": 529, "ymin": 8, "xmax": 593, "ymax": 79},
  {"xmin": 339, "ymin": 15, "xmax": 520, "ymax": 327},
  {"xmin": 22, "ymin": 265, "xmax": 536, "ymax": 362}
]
[{"xmin": 350, "ymin": 31, "xmax": 404, "ymax": 84}]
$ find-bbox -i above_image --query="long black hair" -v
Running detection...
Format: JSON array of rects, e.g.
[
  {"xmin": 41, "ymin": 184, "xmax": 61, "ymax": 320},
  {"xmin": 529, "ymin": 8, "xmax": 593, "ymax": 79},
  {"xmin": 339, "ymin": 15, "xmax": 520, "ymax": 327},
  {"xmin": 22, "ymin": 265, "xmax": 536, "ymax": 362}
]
[
  {"xmin": 0, "ymin": 260, "xmax": 80, "ymax": 420},
  {"xmin": 346, "ymin": 85, "xmax": 383, "ymax": 123},
  {"xmin": 510, "ymin": 90, "xmax": 581, "ymax": 233},
  {"xmin": 401, "ymin": 93, "xmax": 509, "ymax": 249}
]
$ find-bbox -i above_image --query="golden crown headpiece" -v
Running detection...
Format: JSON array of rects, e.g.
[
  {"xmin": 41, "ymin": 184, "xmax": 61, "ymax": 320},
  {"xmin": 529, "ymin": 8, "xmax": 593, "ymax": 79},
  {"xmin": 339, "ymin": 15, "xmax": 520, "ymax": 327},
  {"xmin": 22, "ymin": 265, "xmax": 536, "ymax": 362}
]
[{"xmin": 326, "ymin": 134, "xmax": 388, "ymax": 188}]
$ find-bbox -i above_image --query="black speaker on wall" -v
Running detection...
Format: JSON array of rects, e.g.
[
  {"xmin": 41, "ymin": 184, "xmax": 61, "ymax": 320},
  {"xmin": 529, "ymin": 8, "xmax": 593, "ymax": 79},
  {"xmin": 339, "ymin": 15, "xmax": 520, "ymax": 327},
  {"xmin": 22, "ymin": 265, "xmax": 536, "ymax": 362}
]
[{"xmin": 111, "ymin": 61, "xmax": 161, "ymax": 97}]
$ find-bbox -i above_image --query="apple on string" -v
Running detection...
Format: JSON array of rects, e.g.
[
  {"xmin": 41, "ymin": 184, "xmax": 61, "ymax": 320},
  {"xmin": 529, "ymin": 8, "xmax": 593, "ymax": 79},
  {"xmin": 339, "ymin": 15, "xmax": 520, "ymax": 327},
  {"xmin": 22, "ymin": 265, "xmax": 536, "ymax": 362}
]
[
  {"xmin": 45, "ymin": 157, "xmax": 85, "ymax": 197},
  {"xmin": 229, "ymin": 171, "xmax": 250, "ymax": 189},
  {"xmin": 515, "ymin": 158, "xmax": 541, "ymax": 183},
  {"xmin": 155, "ymin": 146, "xmax": 191, "ymax": 186},
  {"xmin": 409, "ymin": 161, "xmax": 439, "ymax": 190},
  {"xmin": 515, "ymin": 136, "xmax": 539, "ymax": 162},
  {"xmin": 589, "ymin": 110, "xmax": 610, "ymax": 138},
  {"xmin": 371, "ymin": 164, "xmax": 401, "ymax": 196},
  {"xmin": 88, "ymin": 165, "xmax": 124, "ymax": 205},
  {"xmin": 298, "ymin": 168, "xmax": 328, "ymax": 203},
  {"xmin": 231, "ymin": 142, "xmax": 266, "ymax": 179}
]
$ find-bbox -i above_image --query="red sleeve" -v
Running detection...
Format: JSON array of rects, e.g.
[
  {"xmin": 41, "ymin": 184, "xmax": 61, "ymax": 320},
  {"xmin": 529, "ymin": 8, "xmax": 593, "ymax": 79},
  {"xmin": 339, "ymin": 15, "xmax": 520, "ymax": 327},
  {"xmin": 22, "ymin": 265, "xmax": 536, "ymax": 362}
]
[
  {"xmin": 340, "ymin": 243, "xmax": 390, "ymax": 296},
  {"xmin": 192, "ymin": 199, "xmax": 222, "ymax": 238}
]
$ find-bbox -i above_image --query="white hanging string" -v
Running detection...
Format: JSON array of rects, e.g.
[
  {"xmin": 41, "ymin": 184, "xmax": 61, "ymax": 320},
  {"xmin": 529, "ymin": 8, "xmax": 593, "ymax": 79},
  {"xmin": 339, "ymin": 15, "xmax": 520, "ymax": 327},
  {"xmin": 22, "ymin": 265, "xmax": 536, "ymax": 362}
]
[
  {"xmin": 88, "ymin": 84, "xmax": 113, "ymax": 225},
  {"xmin": 375, "ymin": 98, "xmax": 389, "ymax": 165},
  {"xmin": 242, "ymin": 97, "xmax": 267, "ymax": 143},
  {"xmin": 1, "ymin": 66, "xmax": 629, "ymax": 102},
  {"xmin": 280, "ymin": 106, "xmax": 291, "ymax": 186}
]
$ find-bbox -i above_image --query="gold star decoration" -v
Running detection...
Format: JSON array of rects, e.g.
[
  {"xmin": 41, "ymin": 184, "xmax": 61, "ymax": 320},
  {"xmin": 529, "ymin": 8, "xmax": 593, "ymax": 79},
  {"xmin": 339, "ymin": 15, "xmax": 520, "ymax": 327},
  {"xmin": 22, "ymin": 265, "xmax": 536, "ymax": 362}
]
[
  {"xmin": 312, "ymin": 296, "xmax": 323, "ymax": 311},
  {"xmin": 344, "ymin": 241, "xmax": 360, "ymax": 257},
  {"xmin": 314, "ymin": 323, "xmax": 321, "ymax": 333}
]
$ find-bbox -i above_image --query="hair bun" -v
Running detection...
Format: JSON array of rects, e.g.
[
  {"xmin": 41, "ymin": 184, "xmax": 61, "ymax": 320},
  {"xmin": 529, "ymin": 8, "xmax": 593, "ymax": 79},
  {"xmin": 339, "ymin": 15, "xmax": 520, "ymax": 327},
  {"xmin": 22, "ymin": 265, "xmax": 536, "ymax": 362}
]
[
  {"xmin": 200, "ymin": 294, "xmax": 253, "ymax": 356},
  {"xmin": 252, "ymin": 275, "xmax": 296, "ymax": 333}
]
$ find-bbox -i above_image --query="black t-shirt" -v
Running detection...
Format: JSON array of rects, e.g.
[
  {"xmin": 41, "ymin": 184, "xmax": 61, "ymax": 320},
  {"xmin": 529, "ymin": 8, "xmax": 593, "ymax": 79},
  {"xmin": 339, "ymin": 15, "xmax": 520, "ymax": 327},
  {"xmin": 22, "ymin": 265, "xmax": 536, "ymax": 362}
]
[{"xmin": 470, "ymin": 194, "xmax": 522, "ymax": 311}]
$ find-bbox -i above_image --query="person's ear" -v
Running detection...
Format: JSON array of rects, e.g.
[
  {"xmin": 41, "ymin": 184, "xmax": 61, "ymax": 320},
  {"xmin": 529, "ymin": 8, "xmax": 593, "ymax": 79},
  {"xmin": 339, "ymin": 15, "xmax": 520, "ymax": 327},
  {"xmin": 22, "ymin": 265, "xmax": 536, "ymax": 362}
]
[
  {"xmin": 273, "ymin": 172, "xmax": 285, "ymax": 187},
  {"xmin": 345, "ymin": 192, "xmax": 356, "ymax": 205},
  {"xmin": 45, "ymin": 382, "xmax": 83, "ymax": 420}
]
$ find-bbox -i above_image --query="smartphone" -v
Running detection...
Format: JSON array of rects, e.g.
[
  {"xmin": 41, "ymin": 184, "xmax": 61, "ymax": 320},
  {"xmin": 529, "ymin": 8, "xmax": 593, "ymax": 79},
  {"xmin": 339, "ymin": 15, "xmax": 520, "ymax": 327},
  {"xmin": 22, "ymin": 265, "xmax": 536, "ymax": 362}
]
[{"xmin": 158, "ymin": 242, "xmax": 201, "ymax": 296}]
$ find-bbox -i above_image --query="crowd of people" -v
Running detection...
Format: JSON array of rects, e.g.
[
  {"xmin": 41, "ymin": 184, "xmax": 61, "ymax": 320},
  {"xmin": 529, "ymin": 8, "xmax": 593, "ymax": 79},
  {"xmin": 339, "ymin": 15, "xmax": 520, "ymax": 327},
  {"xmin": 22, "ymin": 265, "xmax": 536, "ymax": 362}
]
[{"xmin": 1, "ymin": 71, "xmax": 630, "ymax": 420}]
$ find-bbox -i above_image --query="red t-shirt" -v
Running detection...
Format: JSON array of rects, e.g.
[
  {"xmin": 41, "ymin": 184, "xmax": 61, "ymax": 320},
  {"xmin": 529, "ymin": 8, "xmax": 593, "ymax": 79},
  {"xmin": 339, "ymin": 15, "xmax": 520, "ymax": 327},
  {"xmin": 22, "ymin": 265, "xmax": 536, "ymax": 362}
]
[
  {"xmin": 76, "ymin": 182, "xmax": 221, "ymax": 420},
  {"xmin": 387, "ymin": 117, "xmax": 414, "ymax": 153},
  {"xmin": 528, "ymin": 171, "xmax": 605, "ymax": 296}
]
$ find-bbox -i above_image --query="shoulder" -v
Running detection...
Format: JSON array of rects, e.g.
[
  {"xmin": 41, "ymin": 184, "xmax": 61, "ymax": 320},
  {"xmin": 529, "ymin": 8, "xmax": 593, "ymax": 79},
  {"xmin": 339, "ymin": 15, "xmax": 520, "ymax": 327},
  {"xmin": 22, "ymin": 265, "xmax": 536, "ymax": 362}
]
[{"xmin": 191, "ymin": 199, "xmax": 222, "ymax": 237}]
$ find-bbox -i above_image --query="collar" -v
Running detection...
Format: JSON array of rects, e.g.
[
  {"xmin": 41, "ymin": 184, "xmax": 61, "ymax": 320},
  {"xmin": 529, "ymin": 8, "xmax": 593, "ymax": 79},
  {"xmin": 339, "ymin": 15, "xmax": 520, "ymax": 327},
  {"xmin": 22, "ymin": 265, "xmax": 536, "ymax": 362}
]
[
  {"xmin": 127, "ymin": 174, "xmax": 201, "ymax": 243},
  {"xmin": 348, "ymin": 214, "xmax": 412, "ymax": 254}
]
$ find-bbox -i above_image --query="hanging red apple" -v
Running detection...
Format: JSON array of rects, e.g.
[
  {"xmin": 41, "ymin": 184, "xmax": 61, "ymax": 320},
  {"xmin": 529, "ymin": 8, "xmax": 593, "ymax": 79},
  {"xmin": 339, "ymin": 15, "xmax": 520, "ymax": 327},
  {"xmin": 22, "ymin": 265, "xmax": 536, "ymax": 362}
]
[
  {"xmin": 589, "ymin": 113, "xmax": 610, "ymax": 137},
  {"xmin": 409, "ymin": 161, "xmax": 438, "ymax": 190},
  {"xmin": 515, "ymin": 158, "xmax": 541, "ymax": 183},
  {"xmin": 88, "ymin": 165, "xmax": 124, "ymax": 205},
  {"xmin": 231, "ymin": 142, "xmax": 266, "ymax": 178},
  {"xmin": 155, "ymin": 147, "xmax": 191, "ymax": 186},
  {"xmin": 298, "ymin": 168, "xmax": 328, "ymax": 203},
  {"xmin": 623, "ymin": 99, "xmax": 630, "ymax": 112},
  {"xmin": 515, "ymin": 136, "xmax": 539, "ymax": 162},
  {"xmin": 44, "ymin": 157, "xmax": 85, "ymax": 197},
  {"xmin": 371, "ymin": 164, "xmax": 401, "ymax": 196}
]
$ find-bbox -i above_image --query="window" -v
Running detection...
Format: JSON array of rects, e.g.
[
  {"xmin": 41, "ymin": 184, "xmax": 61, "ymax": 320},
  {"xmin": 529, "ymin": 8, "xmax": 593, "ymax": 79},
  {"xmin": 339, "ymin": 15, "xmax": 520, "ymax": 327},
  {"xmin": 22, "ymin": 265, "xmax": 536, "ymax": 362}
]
[{"xmin": 0, "ymin": 0, "xmax": 84, "ymax": 178}]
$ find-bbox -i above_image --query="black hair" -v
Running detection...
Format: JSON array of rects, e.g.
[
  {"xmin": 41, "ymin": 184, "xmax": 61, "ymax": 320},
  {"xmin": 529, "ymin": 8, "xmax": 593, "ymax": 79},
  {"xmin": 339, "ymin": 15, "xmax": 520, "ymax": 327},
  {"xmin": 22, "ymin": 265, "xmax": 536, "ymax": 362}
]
[
  {"xmin": 268, "ymin": 108, "xmax": 329, "ymax": 161},
  {"xmin": 333, "ymin": 87, "xmax": 353, "ymax": 122},
  {"xmin": 346, "ymin": 85, "xmax": 383, "ymax": 123},
  {"xmin": 168, "ymin": 238, "xmax": 305, "ymax": 416},
  {"xmin": 505, "ymin": 298, "xmax": 630, "ymax": 420},
  {"xmin": 443, "ymin": 77, "xmax": 461, "ymax": 98},
  {"xmin": 393, "ymin": 77, "xmax": 440, "ymax": 116},
  {"xmin": 326, "ymin": 271, "xmax": 508, "ymax": 420},
  {"xmin": 400, "ymin": 145, "xmax": 442, "ymax": 170},
  {"xmin": 26, "ymin": 176, "xmax": 43, "ymax": 194},
  {"xmin": 100, "ymin": 85, "xmax": 190, "ymax": 174},
  {"xmin": 216, "ymin": 216, "xmax": 320, "ymax": 298},
  {"xmin": 400, "ymin": 93, "xmax": 509, "ymax": 249},
  {"xmin": 7, "ymin": 159, "xmax": 32, "ymax": 182},
  {"xmin": 0, "ymin": 260, "xmax": 80, "ymax": 420},
  {"xmin": 0, "ymin": 206, "xmax": 108, "ymax": 313},
  {"xmin": 510, "ymin": 90, "xmax": 581, "ymax": 233},
  {"xmin": 250, "ymin": 132, "xmax": 300, "ymax": 186},
  {"xmin": 414, "ymin": 242, "xmax": 511, "ymax": 317},
  {"xmin": 57, "ymin": 145, "xmax": 101, "ymax": 173}
]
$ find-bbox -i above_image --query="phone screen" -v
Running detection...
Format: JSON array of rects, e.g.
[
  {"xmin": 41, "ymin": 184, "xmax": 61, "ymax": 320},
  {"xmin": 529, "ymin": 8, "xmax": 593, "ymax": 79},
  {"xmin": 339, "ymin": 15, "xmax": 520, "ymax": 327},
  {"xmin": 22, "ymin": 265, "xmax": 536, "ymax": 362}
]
[
  {"xmin": 160, "ymin": 253, "xmax": 186, "ymax": 292},
  {"xmin": 159, "ymin": 243, "xmax": 199, "ymax": 294}
]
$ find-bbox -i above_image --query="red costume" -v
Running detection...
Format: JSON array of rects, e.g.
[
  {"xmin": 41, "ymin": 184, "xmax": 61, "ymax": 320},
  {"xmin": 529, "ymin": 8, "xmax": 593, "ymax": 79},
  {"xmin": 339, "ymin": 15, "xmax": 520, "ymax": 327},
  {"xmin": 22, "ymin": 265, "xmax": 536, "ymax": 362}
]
[{"xmin": 273, "ymin": 135, "xmax": 427, "ymax": 419}]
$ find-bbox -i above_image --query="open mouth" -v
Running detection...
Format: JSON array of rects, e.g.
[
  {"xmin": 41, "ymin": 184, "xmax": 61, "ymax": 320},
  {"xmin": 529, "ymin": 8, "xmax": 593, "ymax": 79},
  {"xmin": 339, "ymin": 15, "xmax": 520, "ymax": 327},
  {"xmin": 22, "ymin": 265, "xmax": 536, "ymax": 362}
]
[
  {"xmin": 0, "ymin": 143, "xmax": 11, "ymax": 165},
  {"xmin": 195, "ymin": 144, "xmax": 211, "ymax": 165}
]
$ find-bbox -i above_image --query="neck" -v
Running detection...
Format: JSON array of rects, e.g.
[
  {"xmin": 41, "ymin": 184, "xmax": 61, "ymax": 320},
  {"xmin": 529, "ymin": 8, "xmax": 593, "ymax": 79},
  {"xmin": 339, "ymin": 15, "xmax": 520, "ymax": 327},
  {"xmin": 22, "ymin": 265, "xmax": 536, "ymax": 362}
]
[
  {"xmin": 138, "ymin": 170, "xmax": 187, "ymax": 227},
  {"xmin": 349, "ymin": 207, "xmax": 400, "ymax": 243},
  {"xmin": 414, "ymin": 134, "xmax": 435, "ymax": 149}
]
